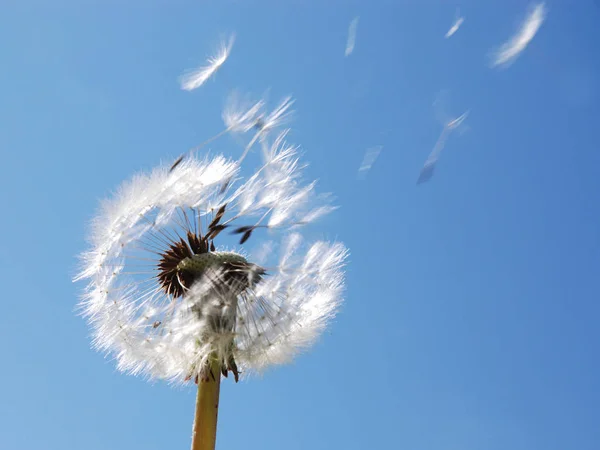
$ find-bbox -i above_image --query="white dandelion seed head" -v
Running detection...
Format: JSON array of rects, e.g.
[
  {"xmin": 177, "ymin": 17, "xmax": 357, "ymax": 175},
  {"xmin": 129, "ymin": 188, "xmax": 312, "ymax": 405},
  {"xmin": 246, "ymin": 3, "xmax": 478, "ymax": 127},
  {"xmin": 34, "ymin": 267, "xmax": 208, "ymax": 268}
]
[
  {"xmin": 75, "ymin": 115, "xmax": 347, "ymax": 384},
  {"xmin": 180, "ymin": 33, "xmax": 235, "ymax": 91}
]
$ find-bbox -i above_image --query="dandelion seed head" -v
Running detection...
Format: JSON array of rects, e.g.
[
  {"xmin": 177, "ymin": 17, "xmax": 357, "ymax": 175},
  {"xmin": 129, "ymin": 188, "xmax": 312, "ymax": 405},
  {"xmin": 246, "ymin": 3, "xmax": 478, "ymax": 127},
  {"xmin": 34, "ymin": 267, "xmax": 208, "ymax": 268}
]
[{"xmin": 75, "ymin": 102, "xmax": 347, "ymax": 384}]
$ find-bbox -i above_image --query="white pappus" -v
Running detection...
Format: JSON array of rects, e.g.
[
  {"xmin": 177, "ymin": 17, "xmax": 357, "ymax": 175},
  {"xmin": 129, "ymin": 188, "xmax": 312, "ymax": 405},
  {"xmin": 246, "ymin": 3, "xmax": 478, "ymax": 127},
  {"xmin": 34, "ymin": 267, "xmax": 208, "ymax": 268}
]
[
  {"xmin": 180, "ymin": 34, "xmax": 235, "ymax": 91},
  {"xmin": 74, "ymin": 97, "xmax": 348, "ymax": 385}
]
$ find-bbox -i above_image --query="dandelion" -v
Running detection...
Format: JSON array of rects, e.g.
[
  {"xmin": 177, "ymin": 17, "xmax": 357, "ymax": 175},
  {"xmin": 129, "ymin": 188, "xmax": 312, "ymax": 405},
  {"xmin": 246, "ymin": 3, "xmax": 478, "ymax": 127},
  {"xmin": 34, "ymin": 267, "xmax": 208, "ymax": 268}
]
[
  {"xmin": 490, "ymin": 3, "xmax": 546, "ymax": 68},
  {"xmin": 75, "ymin": 98, "xmax": 347, "ymax": 450},
  {"xmin": 180, "ymin": 34, "xmax": 235, "ymax": 91}
]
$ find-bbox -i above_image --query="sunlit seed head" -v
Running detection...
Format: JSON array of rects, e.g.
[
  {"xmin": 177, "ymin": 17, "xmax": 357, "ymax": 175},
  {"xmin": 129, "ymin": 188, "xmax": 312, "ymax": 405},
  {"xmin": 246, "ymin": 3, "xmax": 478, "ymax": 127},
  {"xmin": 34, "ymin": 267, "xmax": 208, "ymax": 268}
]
[{"xmin": 75, "ymin": 94, "xmax": 347, "ymax": 385}]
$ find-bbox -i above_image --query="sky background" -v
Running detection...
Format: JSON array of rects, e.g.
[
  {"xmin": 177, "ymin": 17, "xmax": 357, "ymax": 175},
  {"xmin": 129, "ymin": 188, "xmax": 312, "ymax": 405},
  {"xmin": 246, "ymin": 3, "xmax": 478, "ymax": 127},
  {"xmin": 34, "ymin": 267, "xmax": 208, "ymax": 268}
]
[{"xmin": 1, "ymin": 1, "xmax": 600, "ymax": 449}]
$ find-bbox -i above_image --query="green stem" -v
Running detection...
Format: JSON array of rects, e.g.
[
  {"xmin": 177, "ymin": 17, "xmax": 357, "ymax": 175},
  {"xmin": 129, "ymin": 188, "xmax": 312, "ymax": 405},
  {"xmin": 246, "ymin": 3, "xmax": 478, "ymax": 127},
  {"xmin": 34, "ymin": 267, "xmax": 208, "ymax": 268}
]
[{"xmin": 190, "ymin": 363, "xmax": 221, "ymax": 450}]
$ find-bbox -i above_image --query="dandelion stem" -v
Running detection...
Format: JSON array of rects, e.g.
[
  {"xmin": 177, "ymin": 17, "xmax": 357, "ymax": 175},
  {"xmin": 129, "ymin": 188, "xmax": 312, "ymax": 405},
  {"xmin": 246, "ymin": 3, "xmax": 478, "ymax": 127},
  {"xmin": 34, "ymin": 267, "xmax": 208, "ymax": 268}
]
[{"xmin": 191, "ymin": 362, "xmax": 221, "ymax": 450}]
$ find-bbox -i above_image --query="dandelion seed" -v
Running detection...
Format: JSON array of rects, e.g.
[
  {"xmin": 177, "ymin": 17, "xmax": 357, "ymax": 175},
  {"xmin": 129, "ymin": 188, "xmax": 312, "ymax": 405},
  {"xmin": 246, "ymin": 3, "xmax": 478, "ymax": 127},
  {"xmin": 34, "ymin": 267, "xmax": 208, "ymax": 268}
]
[
  {"xmin": 75, "ymin": 98, "xmax": 347, "ymax": 449},
  {"xmin": 345, "ymin": 17, "xmax": 359, "ymax": 57},
  {"xmin": 254, "ymin": 96, "xmax": 295, "ymax": 136},
  {"xmin": 358, "ymin": 145, "xmax": 382, "ymax": 179},
  {"xmin": 222, "ymin": 91, "xmax": 266, "ymax": 133},
  {"xmin": 417, "ymin": 109, "xmax": 469, "ymax": 185},
  {"xmin": 169, "ymin": 91, "xmax": 292, "ymax": 175},
  {"xmin": 417, "ymin": 160, "xmax": 436, "ymax": 185},
  {"xmin": 447, "ymin": 110, "xmax": 469, "ymax": 130},
  {"xmin": 180, "ymin": 34, "xmax": 235, "ymax": 91},
  {"xmin": 490, "ymin": 3, "xmax": 546, "ymax": 68},
  {"xmin": 445, "ymin": 9, "xmax": 464, "ymax": 38},
  {"xmin": 237, "ymin": 96, "xmax": 296, "ymax": 163}
]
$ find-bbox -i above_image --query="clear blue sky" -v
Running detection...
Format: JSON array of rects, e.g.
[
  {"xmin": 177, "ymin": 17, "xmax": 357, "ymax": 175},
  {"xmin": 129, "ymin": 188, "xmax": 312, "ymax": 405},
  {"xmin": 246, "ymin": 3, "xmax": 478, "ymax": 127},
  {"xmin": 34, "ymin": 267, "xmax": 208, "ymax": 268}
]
[{"xmin": 1, "ymin": 1, "xmax": 600, "ymax": 449}]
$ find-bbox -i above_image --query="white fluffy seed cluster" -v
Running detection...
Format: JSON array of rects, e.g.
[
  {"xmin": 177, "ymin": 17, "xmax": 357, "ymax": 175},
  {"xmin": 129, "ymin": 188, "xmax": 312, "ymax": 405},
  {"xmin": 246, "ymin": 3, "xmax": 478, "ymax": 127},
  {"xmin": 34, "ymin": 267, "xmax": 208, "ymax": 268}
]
[{"xmin": 75, "ymin": 96, "xmax": 348, "ymax": 384}]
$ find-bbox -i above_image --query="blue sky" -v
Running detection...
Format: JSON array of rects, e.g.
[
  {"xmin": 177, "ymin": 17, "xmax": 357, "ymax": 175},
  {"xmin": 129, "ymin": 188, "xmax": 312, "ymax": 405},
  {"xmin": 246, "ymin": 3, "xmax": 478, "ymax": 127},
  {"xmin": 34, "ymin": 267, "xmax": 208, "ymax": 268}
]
[{"xmin": 1, "ymin": 1, "xmax": 600, "ymax": 449}]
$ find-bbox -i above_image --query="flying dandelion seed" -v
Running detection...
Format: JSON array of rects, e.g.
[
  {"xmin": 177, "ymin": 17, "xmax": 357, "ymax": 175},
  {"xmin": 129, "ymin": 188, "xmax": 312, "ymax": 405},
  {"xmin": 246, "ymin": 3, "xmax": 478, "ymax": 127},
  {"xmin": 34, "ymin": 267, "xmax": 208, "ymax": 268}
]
[
  {"xmin": 180, "ymin": 34, "xmax": 235, "ymax": 91},
  {"xmin": 222, "ymin": 90, "xmax": 267, "ymax": 134},
  {"xmin": 445, "ymin": 9, "xmax": 464, "ymax": 38},
  {"xmin": 75, "ymin": 96, "xmax": 347, "ymax": 450},
  {"xmin": 447, "ymin": 110, "xmax": 469, "ymax": 130},
  {"xmin": 358, "ymin": 145, "xmax": 382, "ymax": 179},
  {"xmin": 417, "ymin": 160, "xmax": 437, "ymax": 185},
  {"xmin": 345, "ymin": 16, "xmax": 359, "ymax": 57},
  {"xmin": 434, "ymin": 89, "xmax": 471, "ymax": 136},
  {"xmin": 227, "ymin": 93, "xmax": 296, "ymax": 164},
  {"xmin": 490, "ymin": 3, "xmax": 546, "ymax": 68},
  {"xmin": 417, "ymin": 105, "xmax": 469, "ymax": 185},
  {"xmin": 169, "ymin": 91, "xmax": 293, "ymax": 173}
]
